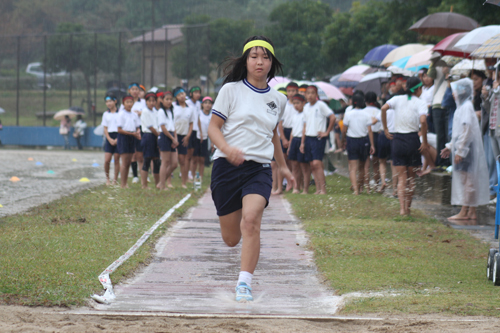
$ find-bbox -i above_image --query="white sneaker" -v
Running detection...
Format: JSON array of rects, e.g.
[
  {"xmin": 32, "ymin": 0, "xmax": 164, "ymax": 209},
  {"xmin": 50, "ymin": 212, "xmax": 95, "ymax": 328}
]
[
  {"xmin": 147, "ymin": 176, "xmax": 151, "ymax": 183},
  {"xmin": 132, "ymin": 177, "xmax": 139, "ymax": 184},
  {"xmin": 188, "ymin": 170, "xmax": 193, "ymax": 180}
]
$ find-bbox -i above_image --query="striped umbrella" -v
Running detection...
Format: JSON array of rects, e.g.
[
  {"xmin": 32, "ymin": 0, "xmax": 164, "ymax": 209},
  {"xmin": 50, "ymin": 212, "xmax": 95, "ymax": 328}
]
[
  {"xmin": 470, "ymin": 33, "xmax": 500, "ymax": 58},
  {"xmin": 484, "ymin": 0, "xmax": 500, "ymax": 6}
]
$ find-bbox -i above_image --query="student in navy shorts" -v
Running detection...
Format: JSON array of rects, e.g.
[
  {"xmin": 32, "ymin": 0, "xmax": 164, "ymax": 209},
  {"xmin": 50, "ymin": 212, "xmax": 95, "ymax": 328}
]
[
  {"xmin": 208, "ymin": 36, "xmax": 294, "ymax": 302},
  {"xmin": 381, "ymin": 77, "xmax": 429, "ymax": 215},
  {"xmin": 192, "ymin": 96, "xmax": 213, "ymax": 182},
  {"xmin": 117, "ymin": 95, "xmax": 141, "ymax": 188},
  {"xmin": 287, "ymin": 93, "xmax": 310, "ymax": 194},
  {"xmin": 140, "ymin": 92, "xmax": 160, "ymax": 189},
  {"xmin": 300, "ymin": 85, "xmax": 336, "ymax": 195},
  {"xmin": 172, "ymin": 87, "xmax": 194, "ymax": 188},
  {"xmin": 101, "ymin": 94, "xmax": 121, "ymax": 186},
  {"xmin": 341, "ymin": 95, "xmax": 375, "ymax": 195},
  {"xmin": 157, "ymin": 91, "xmax": 179, "ymax": 190}
]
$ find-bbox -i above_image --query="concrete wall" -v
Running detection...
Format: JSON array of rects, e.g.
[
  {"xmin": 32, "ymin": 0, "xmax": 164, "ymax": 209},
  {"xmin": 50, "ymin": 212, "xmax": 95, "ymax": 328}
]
[{"xmin": 0, "ymin": 126, "xmax": 103, "ymax": 148}]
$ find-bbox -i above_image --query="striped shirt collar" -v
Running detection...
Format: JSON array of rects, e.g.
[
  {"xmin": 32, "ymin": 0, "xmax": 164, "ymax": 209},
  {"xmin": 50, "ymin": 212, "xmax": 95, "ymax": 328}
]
[{"xmin": 243, "ymin": 78, "xmax": 270, "ymax": 94}]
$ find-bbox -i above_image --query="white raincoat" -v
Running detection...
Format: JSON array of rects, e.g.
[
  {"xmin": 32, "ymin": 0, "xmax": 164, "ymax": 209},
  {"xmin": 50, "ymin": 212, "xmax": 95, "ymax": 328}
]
[{"xmin": 446, "ymin": 78, "xmax": 489, "ymax": 207}]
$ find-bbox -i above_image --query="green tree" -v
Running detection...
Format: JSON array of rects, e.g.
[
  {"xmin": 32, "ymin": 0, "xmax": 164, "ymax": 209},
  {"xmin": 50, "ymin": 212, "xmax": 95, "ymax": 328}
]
[
  {"xmin": 208, "ymin": 18, "xmax": 255, "ymax": 67},
  {"xmin": 266, "ymin": 0, "xmax": 333, "ymax": 79},
  {"xmin": 46, "ymin": 23, "xmax": 123, "ymax": 112}
]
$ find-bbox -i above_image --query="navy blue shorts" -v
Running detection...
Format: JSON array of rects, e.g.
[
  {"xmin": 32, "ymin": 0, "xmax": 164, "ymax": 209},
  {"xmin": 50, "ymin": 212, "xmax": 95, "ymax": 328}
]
[
  {"xmin": 211, "ymin": 158, "xmax": 272, "ymax": 216},
  {"xmin": 135, "ymin": 137, "xmax": 142, "ymax": 153},
  {"xmin": 158, "ymin": 132, "xmax": 176, "ymax": 152},
  {"xmin": 346, "ymin": 136, "xmax": 370, "ymax": 161},
  {"xmin": 104, "ymin": 132, "xmax": 119, "ymax": 154},
  {"xmin": 392, "ymin": 132, "xmax": 422, "ymax": 167},
  {"xmin": 193, "ymin": 138, "xmax": 209, "ymax": 157},
  {"xmin": 304, "ymin": 136, "xmax": 327, "ymax": 162},
  {"xmin": 288, "ymin": 137, "xmax": 306, "ymax": 163},
  {"xmin": 117, "ymin": 133, "xmax": 136, "ymax": 154},
  {"xmin": 372, "ymin": 132, "xmax": 379, "ymax": 156},
  {"xmin": 282, "ymin": 127, "xmax": 292, "ymax": 154},
  {"xmin": 377, "ymin": 132, "xmax": 392, "ymax": 159},
  {"xmin": 188, "ymin": 131, "xmax": 197, "ymax": 149},
  {"xmin": 141, "ymin": 133, "xmax": 159, "ymax": 158},
  {"xmin": 177, "ymin": 134, "xmax": 188, "ymax": 155}
]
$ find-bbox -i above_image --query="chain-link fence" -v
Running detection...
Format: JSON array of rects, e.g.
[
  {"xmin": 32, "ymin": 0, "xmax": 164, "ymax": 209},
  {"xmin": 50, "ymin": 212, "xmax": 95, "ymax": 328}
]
[{"xmin": 0, "ymin": 24, "xmax": 210, "ymax": 127}]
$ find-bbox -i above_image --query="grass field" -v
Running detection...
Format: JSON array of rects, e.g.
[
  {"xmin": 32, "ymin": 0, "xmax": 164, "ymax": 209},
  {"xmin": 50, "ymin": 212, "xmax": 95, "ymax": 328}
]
[
  {"xmin": 286, "ymin": 174, "xmax": 496, "ymax": 316},
  {"xmin": 0, "ymin": 176, "xmax": 207, "ymax": 307}
]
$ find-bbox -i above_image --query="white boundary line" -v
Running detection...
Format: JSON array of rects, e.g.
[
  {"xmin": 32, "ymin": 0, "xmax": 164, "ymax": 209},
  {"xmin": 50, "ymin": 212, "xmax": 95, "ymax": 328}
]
[{"xmin": 91, "ymin": 193, "xmax": 192, "ymax": 304}]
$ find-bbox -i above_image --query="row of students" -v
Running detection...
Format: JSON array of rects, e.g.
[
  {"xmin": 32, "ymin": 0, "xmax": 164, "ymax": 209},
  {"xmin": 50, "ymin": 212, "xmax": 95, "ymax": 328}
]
[{"xmin": 100, "ymin": 84, "xmax": 213, "ymax": 189}]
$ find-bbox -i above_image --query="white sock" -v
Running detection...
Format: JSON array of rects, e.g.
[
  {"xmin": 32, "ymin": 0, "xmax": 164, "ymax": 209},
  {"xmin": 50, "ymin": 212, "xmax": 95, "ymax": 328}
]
[{"xmin": 237, "ymin": 271, "xmax": 253, "ymax": 288}]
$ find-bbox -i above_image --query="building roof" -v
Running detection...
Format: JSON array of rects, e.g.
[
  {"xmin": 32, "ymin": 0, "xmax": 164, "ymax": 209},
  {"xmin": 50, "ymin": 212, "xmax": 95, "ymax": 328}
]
[{"xmin": 128, "ymin": 24, "xmax": 183, "ymax": 44}]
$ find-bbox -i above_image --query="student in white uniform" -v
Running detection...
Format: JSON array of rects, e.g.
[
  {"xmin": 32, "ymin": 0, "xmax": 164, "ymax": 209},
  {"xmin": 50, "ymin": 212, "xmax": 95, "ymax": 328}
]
[
  {"xmin": 341, "ymin": 95, "xmax": 375, "ymax": 195},
  {"xmin": 287, "ymin": 93, "xmax": 310, "ymax": 194},
  {"xmin": 140, "ymin": 92, "xmax": 160, "ymax": 189},
  {"xmin": 381, "ymin": 77, "xmax": 429, "ymax": 215},
  {"xmin": 375, "ymin": 101, "xmax": 395, "ymax": 194},
  {"xmin": 363, "ymin": 92, "xmax": 382, "ymax": 191},
  {"xmin": 187, "ymin": 86, "xmax": 202, "ymax": 181},
  {"xmin": 279, "ymin": 82, "xmax": 299, "ymax": 183},
  {"xmin": 101, "ymin": 94, "xmax": 121, "ymax": 186},
  {"xmin": 117, "ymin": 95, "xmax": 141, "ymax": 189},
  {"xmin": 193, "ymin": 96, "xmax": 213, "ymax": 183},
  {"xmin": 157, "ymin": 91, "xmax": 179, "ymax": 190},
  {"xmin": 208, "ymin": 36, "xmax": 294, "ymax": 302},
  {"xmin": 173, "ymin": 87, "xmax": 194, "ymax": 188},
  {"xmin": 300, "ymin": 85, "xmax": 336, "ymax": 195}
]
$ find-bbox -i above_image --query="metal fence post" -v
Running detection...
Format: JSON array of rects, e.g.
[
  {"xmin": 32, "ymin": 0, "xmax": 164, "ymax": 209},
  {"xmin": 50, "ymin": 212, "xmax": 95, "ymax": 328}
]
[
  {"xmin": 142, "ymin": 30, "xmax": 146, "ymax": 85},
  {"xmin": 43, "ymin": 35, "xmax": 47, "ymax": 126},
  {"xmin": 16, "ymin": 36, "xmax": 20, "ymax": 126},
  {"xmin": 93, "ymin": 32, "xmax": 97, "ymax": 126},
  {"xmin": 150, "ymin": 2, "xmax": 155, "ymax": 88},
  {"xmin": 69, "ymin": 33, "xmax": 73, "ymax": 108},
  {"xmin": 164, "ymin": 27, "xmax": 168, "ymax": 89},
  {"xmin": 118, "ymin": 32, "xmax": 122, "ymax": 90}
]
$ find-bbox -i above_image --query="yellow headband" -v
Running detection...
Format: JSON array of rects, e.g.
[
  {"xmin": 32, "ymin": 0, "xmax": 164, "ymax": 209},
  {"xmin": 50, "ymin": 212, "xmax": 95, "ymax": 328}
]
[{"xmin": 243, "ymin": 40, "xmax": 275, "ymax": 56}]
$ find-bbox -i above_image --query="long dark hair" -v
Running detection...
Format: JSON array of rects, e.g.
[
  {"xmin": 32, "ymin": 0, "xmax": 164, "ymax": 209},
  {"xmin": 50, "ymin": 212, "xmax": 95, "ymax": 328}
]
[
  {"xmin": 221, "ymin": 35, "xmax": 283, "ymax": 86},
  {"xmin": 404, "ymin": 77, "xmax": 422, "ymax": 98}
]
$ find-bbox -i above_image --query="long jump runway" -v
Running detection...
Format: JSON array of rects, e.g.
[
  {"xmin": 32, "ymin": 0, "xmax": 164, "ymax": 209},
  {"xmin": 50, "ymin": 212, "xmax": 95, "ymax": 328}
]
[{"xmin": 93, "ymin": 192, "xmax": 342, "ymax": 317}]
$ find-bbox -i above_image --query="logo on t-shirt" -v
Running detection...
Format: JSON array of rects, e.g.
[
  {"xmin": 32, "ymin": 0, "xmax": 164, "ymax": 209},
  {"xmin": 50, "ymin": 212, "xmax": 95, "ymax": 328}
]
[{"xmin": 266, "ymin": 101, "xmax": 278, "ymax": 116}]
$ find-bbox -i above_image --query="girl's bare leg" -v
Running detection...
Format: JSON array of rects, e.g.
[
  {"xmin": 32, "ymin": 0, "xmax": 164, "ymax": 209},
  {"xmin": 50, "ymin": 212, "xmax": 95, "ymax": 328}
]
[
  {"xmin": 178, "ymin": 154, "xmax": 188, "ymax": 188},
  {"xmin": 405, "ymin": 167, "xmax": 417, "ymax": 214},
  {"xmin": 378, "ymin": 158, "xmax": 387, "ymax": 192},
  {"xmin": 104, "ymin": 152, "xmax": 112, "ymax": 185},
  {"xmin": 167, "ymin": 151, "xmax": 178, "ymax": 188},
  {"xmin": 391, "ymin": 162, "xmax": 398, "ymax": 197},
  {"xmin": 240, "ymin": 194, "xmax": 266, "ymax": 273},
  {"xmin": 158, "ymin": 151, "xmax": 170, "ymax": 190},
  {"xmin": 113, "ymin": 153, "xmax": 120, "ymax": 184},
  {"xmin": 301, "ymin": 162, "xmax": 311, "ymax": 194},
  {"xmin": 348, "ymin": 160, "xmax": 359, "ymax": 195},
  {"xmin": 120, "ymin": 153, "xmax": 133, "ymax": 188},
  {"xmin": 359, "ymin": 159, "xmax": 367, "ymax": 194},
  {"xmin": 395, "ymin": 166, "xmax": 408, "ymax": 215}
]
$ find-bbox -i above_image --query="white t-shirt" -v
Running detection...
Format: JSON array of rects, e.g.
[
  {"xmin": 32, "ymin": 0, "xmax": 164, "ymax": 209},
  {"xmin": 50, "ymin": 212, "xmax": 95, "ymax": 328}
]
[
  {"xmin": 132, "ymin": 99, "xmax": 145, "ymax": 115},
  {"xmin": 101, "ymin": 110, "xmax": 120, "ymax": 133},
  {"xmin": 117, "ymin": 110, "xmax": 141, "ymax": 132},
  {"xmin": 421, "ymin": 85, "xmax": 434, "ymax": 108},
  {"xmin": 290, "ymin": 111, "xmax": 305, "ymax": 138},
  {"xmin": 187, "ymin": 99, "xmax": 201, "ymax": 132},
  {"xmin": 386, "ymin": 95, "xmax": 428, "ymax": 133},
  {"xmin": 281, "ymin": 100, "xmax": 297, "ymax": 128},
  {"xmin": 343, "ymin": 108, "xmax": 372, "ymax": 138},
  {"xmin": 140, "ymin": 107, "xmax": 158, "ymax": 133},
  {"xmin": 376, "ymin": 109, "xmax": 395, "ymax": 132},
  {"xmin": 212, "ymin": 78, "xmax": 286, "ymax": 164},
  {"xmin": 157, "ymin": 108, "xmax": 175, "ymax": 132},
  {"xmin": 363, "ymin": 105, "xmax": 382, "ymax": 132},
  {"xmin": 197, "ymin": 111, "xmax": 212, "ymax": 140},
  {"xmin": 303, "ymin": 100, "xmax": 334, "ymax": 137},
  {"xmin": 173, "ymin": 103, "xmax": 194, "ymax": 135}
]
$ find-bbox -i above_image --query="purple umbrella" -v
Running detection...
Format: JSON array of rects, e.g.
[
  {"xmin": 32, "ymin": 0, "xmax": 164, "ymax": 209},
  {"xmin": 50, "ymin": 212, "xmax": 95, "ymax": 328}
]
[{"xmin": 362, "ymin": 44, "xmax": 399, "ymax": 67}]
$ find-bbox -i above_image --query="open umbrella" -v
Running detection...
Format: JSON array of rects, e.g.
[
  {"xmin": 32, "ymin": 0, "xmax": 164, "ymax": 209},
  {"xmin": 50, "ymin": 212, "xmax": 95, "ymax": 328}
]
[
  {"xmin": 405, "ymin": 48, "xmax": 434, "ymax": 69},
  {"xmin": 381, "ymin": 44, "xmax": 433, "ymax": 67},
  {"xmin": 484, "ymin": 0, "xmax": 500, "ymax": 6},
  {"xmin": 53, "ymin": 109, "xmax": 84, "ymax": 121},
  {"xmin": 471, "ymin": 33, "xmax": 500, "ymax": 59},
  {"xmin": 362, "ymin": 44, "xmax": 399, "ymax": 67},
  {"xmin": 338, "ymin": 64, "xmax": 372, "ymax": 82},
  {"xmin": 314, "ymin": 81, "xmax": 346, "ymax": 100},
  {"xmin": 455, "ymin": 25, "xmax": 500, "ymax": 54},
  {"xmin": 450, "ymin": 59, "xmax": 486, "ymax": 75},
  {"xmin": 409, "ymin": 12, "xmax": 478, "ymax": 37},
  {"xmin": 268, "ymin": 76, "xmax": 290, "ymax": 88},
  {"xmin": 432, "ymin": 32, "xmax": 469, "ymax": 58},
  {"xmin": 355, "ymin": 71, "xmax": 391, "ymax": 95},
  {"xmin": 330, "ymin": 74, "xmax": 358, "ymax": 88}
]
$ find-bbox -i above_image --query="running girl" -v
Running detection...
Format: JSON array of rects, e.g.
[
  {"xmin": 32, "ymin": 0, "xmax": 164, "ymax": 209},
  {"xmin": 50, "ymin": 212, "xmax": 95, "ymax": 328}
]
[
  {"xmin": 381, "ymin": 77, "xmax": 429, "ymax": 215},
  {"xmin": 192, "ymin": 96, "xmax": 213, "ymax": 183},
  {"xmin": 157, "ymin": 91, "xmax": 179, "ymax": 190},
  {"xmin": 140, "ymin": 92, "xmax": 160, "ymax": 189},
  {"xmin": 208, "ymin": 36, "xmax": 294, "ymax": 302},
  {"xmin": 117, "ymin": 95, "xmax": 141, "ymax": 188},
  {"xmin": 173, "ymin": 87, "xmax": 194, "ymax": 189},
  {"xmin": 101, "ymin": 94, "xmax": 120, "ymax": 186}
]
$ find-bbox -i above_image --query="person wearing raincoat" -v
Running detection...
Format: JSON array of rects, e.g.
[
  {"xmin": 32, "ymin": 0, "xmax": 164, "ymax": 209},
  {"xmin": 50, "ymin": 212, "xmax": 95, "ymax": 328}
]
[{"xmin": 440, "ymin": 78, "xmax": 489, "ymax": 221}]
